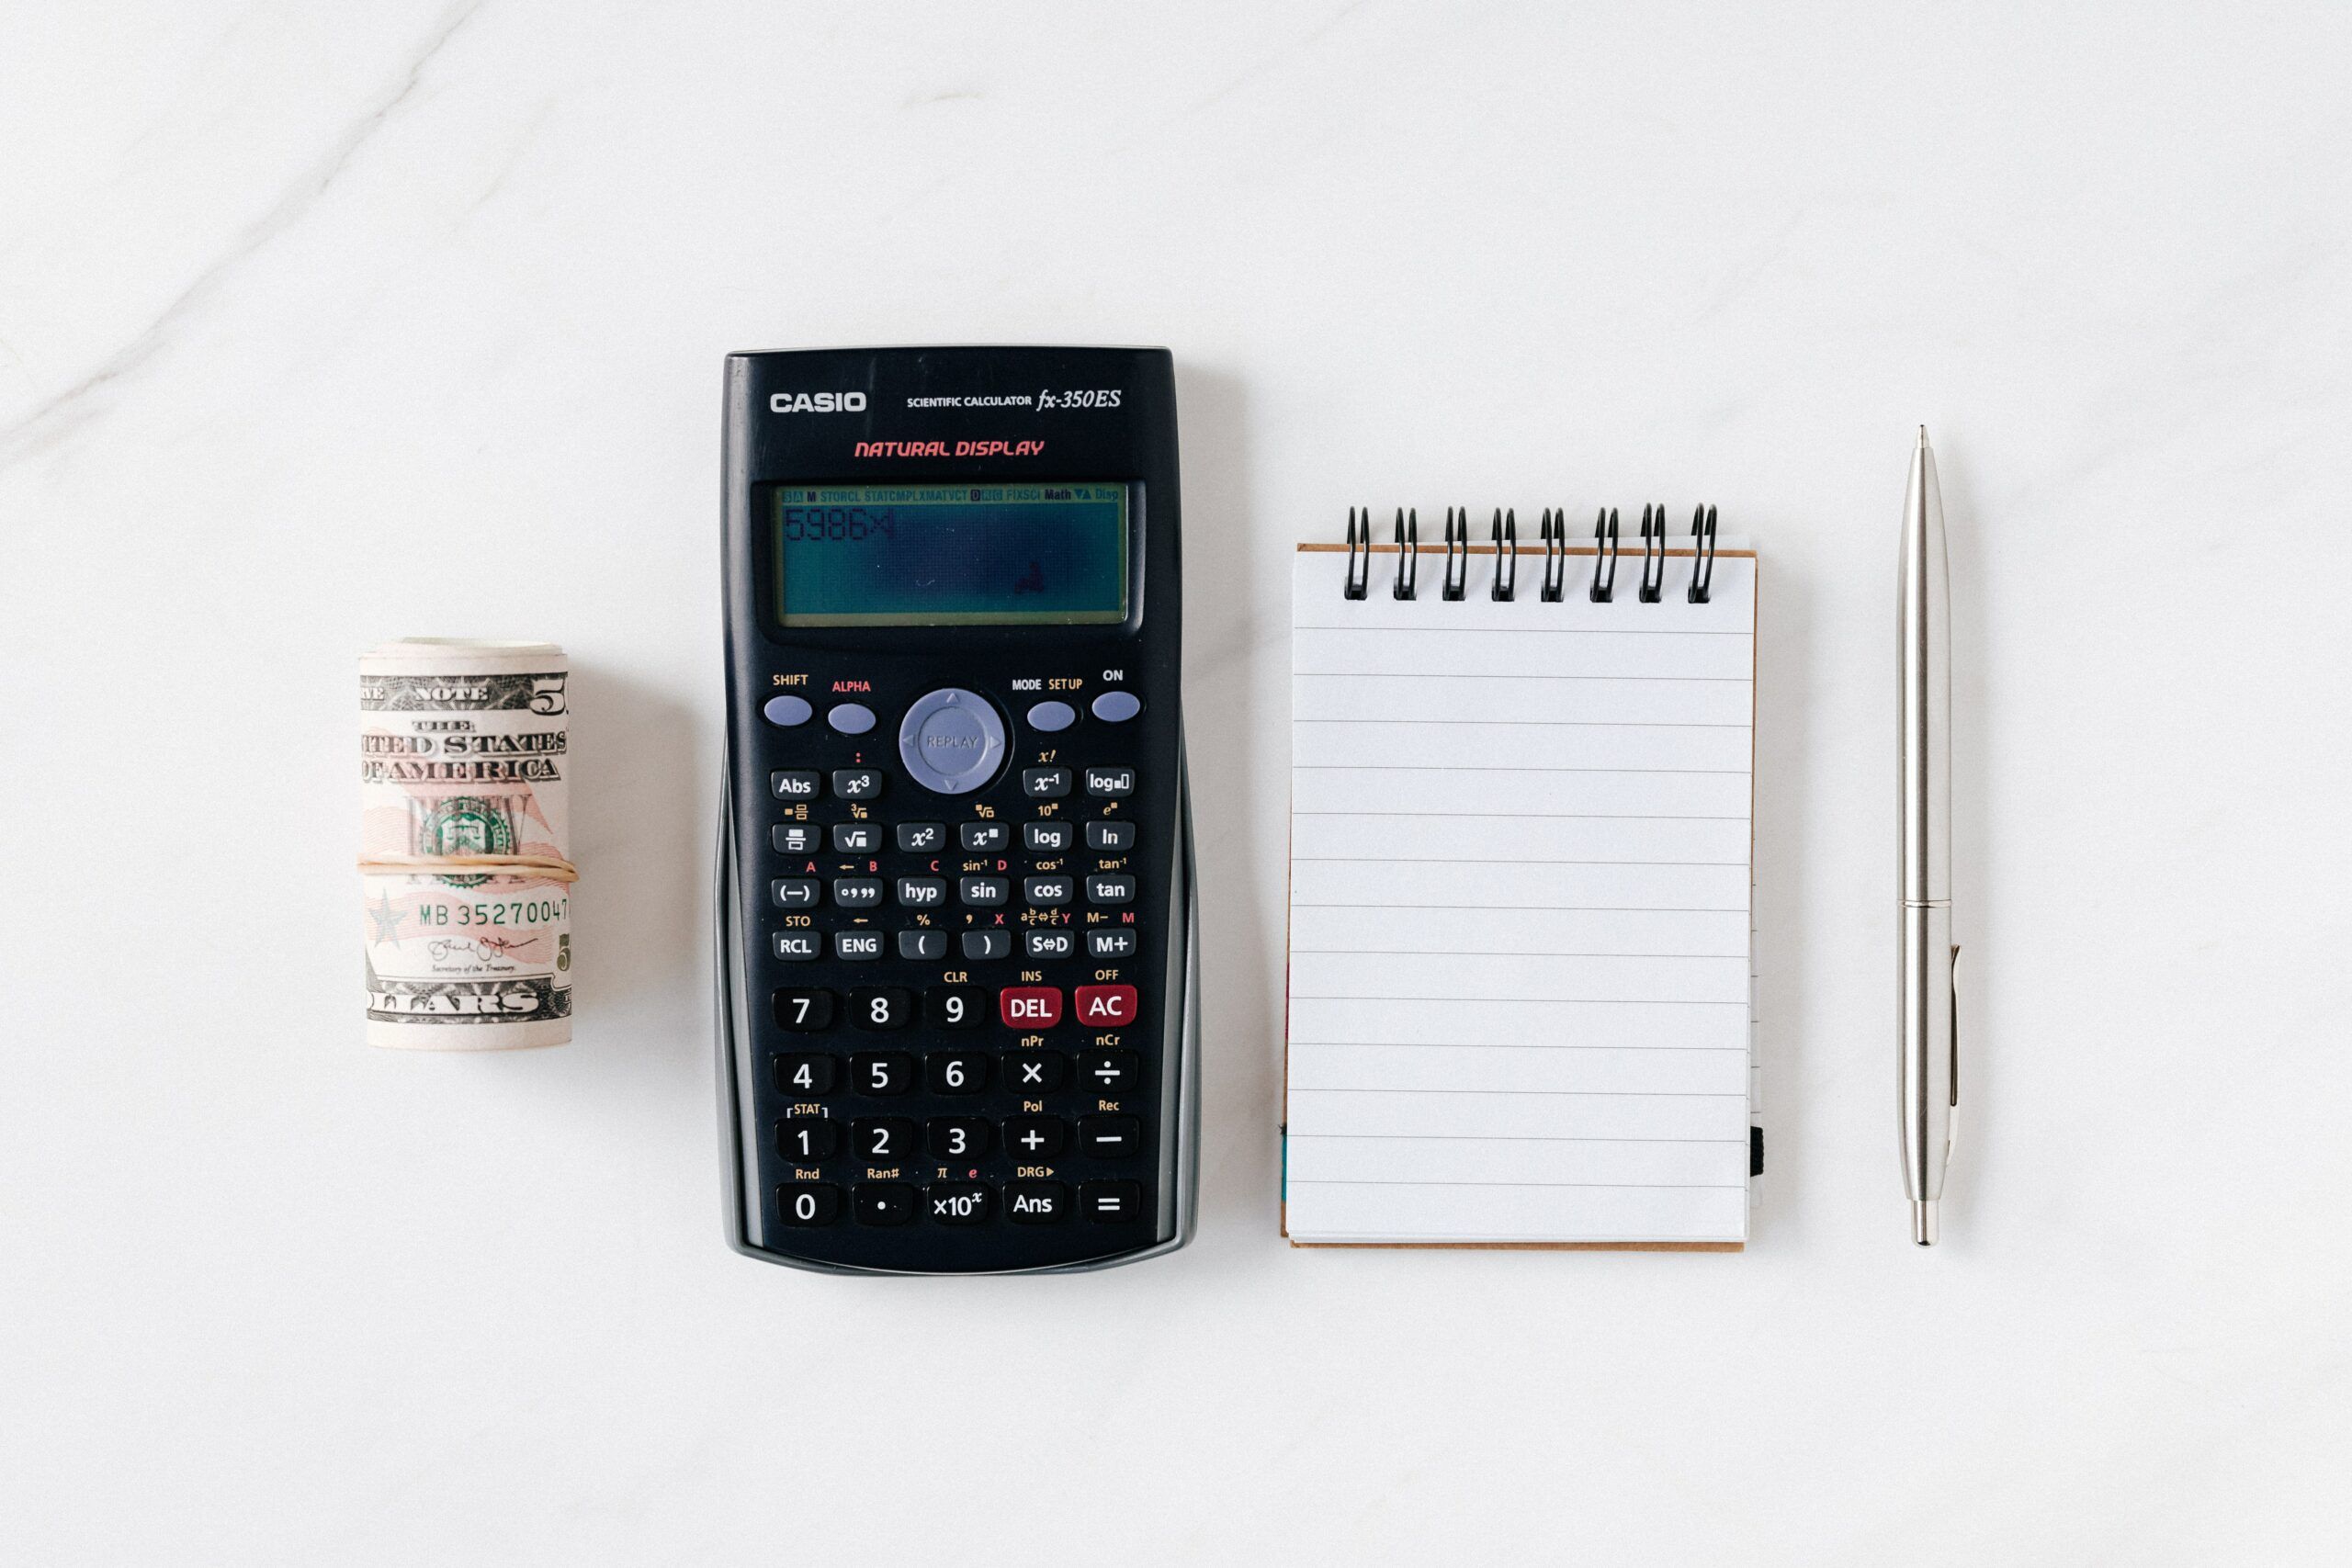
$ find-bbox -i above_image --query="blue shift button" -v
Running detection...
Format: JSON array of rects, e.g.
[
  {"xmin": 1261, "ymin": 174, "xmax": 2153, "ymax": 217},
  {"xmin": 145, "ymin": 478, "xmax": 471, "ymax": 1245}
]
[
  {"xmin": 898, "ymin": 688, "xmax": 1006, "ymax": 795},
  {"xmin": 1091, "ymin": 690, "xmax": 1142, "ymax": 723},
  {"xmin": 828, "ymin": 702, "xmax": 876, "ymax": 736},
  {"xmin": 1026, "ymin": 700, "xmax": 1078, "ymax": 733},
  {"xmin": 762, "ymin": 694, "xmax": 813, "ymax": 728}
]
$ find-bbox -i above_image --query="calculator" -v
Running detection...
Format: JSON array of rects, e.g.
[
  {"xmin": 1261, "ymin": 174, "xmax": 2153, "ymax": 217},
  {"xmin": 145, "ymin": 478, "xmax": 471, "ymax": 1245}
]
[{"xmin": 715, "ymin": 345, "xmax": 1197, "ymax": 1274}]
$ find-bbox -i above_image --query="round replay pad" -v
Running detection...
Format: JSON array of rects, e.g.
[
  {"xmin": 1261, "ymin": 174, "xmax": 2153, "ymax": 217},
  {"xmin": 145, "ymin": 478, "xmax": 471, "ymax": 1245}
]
[
  {"xmin": 1025, "ymin": 700, "xmax": 1077, "ymax": 733},
  {"xmin": 1090, "ymin": 690, "xmax": 1142, "ymax": 723},
  {"xmin": 898, "ymin": 688, "xmax": 1007, "ymax": 795}
]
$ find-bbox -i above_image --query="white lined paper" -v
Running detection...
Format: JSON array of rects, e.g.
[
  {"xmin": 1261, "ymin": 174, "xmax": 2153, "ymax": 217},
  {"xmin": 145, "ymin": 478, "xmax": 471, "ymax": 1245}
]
[{"xmin": 1283, "ymin": 546, "xmax": 1758, "ymax": 1245}]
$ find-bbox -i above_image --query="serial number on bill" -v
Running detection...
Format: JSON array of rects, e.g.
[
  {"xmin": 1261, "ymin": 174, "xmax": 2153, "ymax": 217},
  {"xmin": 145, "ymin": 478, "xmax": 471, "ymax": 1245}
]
[
  {"xmin": 415, "ymin": 897, "xmax": 571, "ymax": 927},
  {"xmin": 1035, "ymin": 388, "xmax": 1122, "ymax": 410}
]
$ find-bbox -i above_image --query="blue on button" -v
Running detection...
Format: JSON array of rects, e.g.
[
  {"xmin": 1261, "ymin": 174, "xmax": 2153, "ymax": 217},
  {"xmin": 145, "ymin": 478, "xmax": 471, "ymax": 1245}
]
[
  {"xmin": 763, "ymin": 694, "xmax": 813, "ymax": 728},
  {"xmin": 1091, "ymin": 690, "xmax": 1142, "ymax": 723},
  {"xmin": 1026, "ymin": 700, "xmax": 1077, "ymax": 733},
  {"xmin": 829, "ymin": 702, "xmax": 877, "ymax": 735}
]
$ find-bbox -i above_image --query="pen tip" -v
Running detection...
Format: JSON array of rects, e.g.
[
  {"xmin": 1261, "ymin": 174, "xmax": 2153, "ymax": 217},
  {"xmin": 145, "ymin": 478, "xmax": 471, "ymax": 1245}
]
[{"xmin": 1917, "ymin": 424, "xmax": 1930, "ymax": 449}]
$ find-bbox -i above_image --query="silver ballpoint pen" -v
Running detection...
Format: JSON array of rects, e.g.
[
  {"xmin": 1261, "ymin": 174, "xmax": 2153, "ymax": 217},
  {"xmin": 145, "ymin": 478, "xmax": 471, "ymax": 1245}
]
[{"xmin": 1899, "ymin": 426, "xmax": 1961, "ymax": 1246}]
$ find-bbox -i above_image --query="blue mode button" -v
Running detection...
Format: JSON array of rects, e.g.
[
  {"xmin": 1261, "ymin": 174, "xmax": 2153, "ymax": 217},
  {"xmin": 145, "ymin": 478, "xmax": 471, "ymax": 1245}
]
[{"xmin": 898, "ymin": 688, "xmax": 1007, "ymax": 795}]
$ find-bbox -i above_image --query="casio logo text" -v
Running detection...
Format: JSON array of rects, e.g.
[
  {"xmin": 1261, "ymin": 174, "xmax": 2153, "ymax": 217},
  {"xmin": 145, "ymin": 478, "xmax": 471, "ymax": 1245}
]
[{"xmin": 770, "ymin": 391, "xmax": 867, "ymax": 413}]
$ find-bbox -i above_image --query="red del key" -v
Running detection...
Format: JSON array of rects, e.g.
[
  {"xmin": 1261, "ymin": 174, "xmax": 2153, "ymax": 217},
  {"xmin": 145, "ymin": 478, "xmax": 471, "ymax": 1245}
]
[
  {"xmin": 999, "ymin": 987, "xmax": 1062, "ymax": 1028},
  {"xmin": 1074, "ymin": 985, "xmax": 1138, "ymax": 1027}
]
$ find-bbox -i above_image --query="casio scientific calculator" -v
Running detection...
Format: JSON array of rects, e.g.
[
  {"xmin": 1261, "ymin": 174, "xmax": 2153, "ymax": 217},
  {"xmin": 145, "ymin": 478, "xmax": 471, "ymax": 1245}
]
[{"xmin": 716, "ymin": 345, "xmax": 1197, "ymax": 1275}]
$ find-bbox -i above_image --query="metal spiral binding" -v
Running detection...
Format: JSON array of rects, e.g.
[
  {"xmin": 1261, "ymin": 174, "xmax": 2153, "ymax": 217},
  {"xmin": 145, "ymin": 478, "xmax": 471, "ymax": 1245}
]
[
  {"xmin": 1638, "ymin": 503, "xmax": 1667, "ymax": 603},
  {"xmin": 1589, "ymin": 507, "xmax": 1620, "ymax": 602},
  {"xmin": 1538, "ymin": 508, "xmax": 1566, "ymax": 602},
  {"xmin": 1687, "ymin": 503, "xmax": 1718, "ymax": 603},
  {"xmin": 1340, "ymin": 501, "xmax": 1721, "ymax": 607}
]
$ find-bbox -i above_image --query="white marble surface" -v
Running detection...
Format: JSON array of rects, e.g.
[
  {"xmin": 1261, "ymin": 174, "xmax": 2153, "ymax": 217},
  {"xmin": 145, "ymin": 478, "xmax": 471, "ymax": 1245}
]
[{"xmin": 5, "ymin": 4, "xmax": 2349, "ymax": 1562}]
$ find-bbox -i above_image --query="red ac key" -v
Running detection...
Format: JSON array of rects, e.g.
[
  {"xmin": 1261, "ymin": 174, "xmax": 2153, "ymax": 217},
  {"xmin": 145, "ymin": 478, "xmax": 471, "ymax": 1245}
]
[
  {"xmin": 1074, "ymin": 985, "xmax": 1138, "ymax": 1027},
  {"xmin": 999, "ymin": 987, "xmax": 1062, "ymax": 1028}
]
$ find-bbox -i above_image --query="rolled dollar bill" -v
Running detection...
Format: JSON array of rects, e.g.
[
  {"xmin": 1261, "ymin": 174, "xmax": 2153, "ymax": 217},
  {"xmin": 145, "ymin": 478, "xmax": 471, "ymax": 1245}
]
[{"xmin": 359, "ymin": 639, "xmax": 573, "ymax": 1049}]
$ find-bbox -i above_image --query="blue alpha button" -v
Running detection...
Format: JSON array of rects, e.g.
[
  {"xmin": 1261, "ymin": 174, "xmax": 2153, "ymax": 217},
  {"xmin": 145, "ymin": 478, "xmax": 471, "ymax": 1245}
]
[{"xmin": 898, "ymin": 688, "xmax": 1006, "ymax": 795}]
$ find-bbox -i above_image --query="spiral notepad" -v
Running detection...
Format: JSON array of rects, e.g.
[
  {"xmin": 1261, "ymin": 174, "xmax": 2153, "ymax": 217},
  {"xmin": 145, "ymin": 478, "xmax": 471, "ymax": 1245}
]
[{"xmin": 1283, "ymin": 508, "xmax": 1760, "ymax": 1248}]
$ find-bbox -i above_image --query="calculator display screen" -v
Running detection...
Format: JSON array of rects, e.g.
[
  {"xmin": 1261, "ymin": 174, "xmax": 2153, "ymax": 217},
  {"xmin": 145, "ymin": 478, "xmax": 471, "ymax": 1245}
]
[{"xmin": 770, "ymin": 483, "xmax": 1130, "ymax": 626}]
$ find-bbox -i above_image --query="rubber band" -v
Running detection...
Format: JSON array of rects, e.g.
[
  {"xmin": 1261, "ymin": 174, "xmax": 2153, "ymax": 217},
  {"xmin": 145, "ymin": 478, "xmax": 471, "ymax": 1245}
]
[{"xmin": 357, "ymin": 853, "xmax": 580, "ymax": 884}]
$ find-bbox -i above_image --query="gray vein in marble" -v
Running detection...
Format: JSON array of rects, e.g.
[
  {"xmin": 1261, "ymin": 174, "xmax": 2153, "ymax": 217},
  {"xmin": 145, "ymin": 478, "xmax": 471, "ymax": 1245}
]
[{"xmin": 0, "ymin": 1, "xmax": 483, "ymax": 471}]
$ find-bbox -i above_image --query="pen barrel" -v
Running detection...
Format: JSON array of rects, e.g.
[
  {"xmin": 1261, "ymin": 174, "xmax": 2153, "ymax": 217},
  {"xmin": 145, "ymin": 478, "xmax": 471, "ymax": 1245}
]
[
  {"xmin": 1898, "ymin": 902, "xmax": 1956, "ymax": 1203},
  {"xmin": 1897, "ymin": 444, "xmax": 1951, "ymax": 903}
]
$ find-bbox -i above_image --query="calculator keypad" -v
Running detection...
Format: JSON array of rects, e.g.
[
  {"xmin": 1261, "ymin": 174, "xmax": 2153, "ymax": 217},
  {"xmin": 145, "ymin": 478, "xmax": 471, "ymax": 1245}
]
[{"xmin": 751, "ymin": 679, "xmax": 1164, "ymax": 1265}]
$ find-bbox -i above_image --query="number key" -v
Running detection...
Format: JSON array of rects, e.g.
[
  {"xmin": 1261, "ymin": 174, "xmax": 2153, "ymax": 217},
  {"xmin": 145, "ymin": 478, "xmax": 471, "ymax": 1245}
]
[
  {"xmin": 926, "ymin": 1051, "xmax": 990, "ymax": 1095},
  {"xmin": 772, "ymin": 987, "xmax": 835, "ymax": 1032},
  {"xmin": 849, "ymin": 1052, "xmax": 916, "ymax": 1096},
  {"xmin": 849, "ymin": 987, "xmax": 915, "ymax": 1030},
  {"xmin": 927, "ymin": 1117, "xmax": 991, "ymax": 1158},
  {"xmin": 777, "ymin": 1119, "xmax": 841, "ymax": 1160},
  {"xmin": 773, "ymin": 1053, "xmax": 838, "ymax": 1096},
  {"xmin": 926, "ymin": 985, "xmax": 986, "ymax": 1029},
  {"xmin": 852, "ymin": 1117, "xmax": 919, "ymax": 1159},
  {"xmin": 776, "ymin": 1183, "xmax": 841, "ymax": 1226}
]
